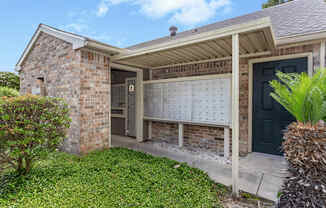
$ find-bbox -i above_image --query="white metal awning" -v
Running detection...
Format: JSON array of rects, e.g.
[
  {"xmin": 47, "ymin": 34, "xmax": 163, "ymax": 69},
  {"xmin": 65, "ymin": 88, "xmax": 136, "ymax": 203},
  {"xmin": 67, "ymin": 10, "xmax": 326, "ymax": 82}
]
[
  {"xmin": 113, "ymin": 17, "xmax": 276, "ymax": 69},
  {"xmin": 111, "ymin": 17, "xmax": 277, "ymax": 198}
]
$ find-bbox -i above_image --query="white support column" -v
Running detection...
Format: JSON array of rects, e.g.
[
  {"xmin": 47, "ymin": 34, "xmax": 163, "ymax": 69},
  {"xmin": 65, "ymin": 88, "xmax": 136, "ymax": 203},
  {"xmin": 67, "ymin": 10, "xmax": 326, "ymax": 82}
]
[
  {"xmin": 321, "ymin": 40, "xmax": 326, "ymax": 128},
  {"xmin": 224, "ymin": 127, "xmax": 230, "ymax": 159},
  {"xmin": 178, "ymin": 123, "xmax": 184, "ymax": 147},
  {"xmin": 108, "ymin": 64, "xmax": 112, "ymax": 148},
  {"xmin": 232, "ymin": 33, "xmax": 240, "ymax": 197},
  {"xmin": 148, "ymin": 69, "xmax": 153, "ymax": 140},
  {"xmin": 320, "ymin": 40, "xmax": 325, "ymax": 69},
  {"xmin": 148, "ymin": 121, "xmax": 152, "ymax": 139},
  {"xmin": 136, "ymin": 70, "xmax": 144, "ymax": 142}
]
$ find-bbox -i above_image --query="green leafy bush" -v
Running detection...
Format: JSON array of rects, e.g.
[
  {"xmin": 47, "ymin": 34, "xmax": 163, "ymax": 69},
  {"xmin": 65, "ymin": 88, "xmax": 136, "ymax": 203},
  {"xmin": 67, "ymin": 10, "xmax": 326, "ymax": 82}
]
[
  {"xmin": 0, "ymin": 72, "xmax": 20, "ymax": 90},
  {"xmin": 270, "ymin": 69, "xmax": 326, "ymax": 125},
  {"xmin": 0, "ymin": 87, "xmax": 19, "ymax": 98},
  {"xmin": 0, "ymin": 95, "xmax": 71, "ymax": 175}
]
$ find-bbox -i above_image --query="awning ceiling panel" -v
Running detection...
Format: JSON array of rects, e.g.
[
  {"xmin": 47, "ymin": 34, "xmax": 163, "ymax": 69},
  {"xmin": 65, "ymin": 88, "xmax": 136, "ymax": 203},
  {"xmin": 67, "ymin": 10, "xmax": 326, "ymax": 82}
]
[{"xmin": 114, "ymin": 18, "xmax": 275, "ymax": 68}]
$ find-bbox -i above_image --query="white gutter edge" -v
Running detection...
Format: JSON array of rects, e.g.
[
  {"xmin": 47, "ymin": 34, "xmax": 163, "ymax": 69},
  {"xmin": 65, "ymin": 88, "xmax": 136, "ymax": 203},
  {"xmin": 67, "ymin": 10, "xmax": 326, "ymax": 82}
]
[
  {"xmin": 85, "ymin": 41, "xmax": 128, "ymax": 55},
  {"xmin": 276, "ymin": 31, "xmax": 326, "ymax": 46}
]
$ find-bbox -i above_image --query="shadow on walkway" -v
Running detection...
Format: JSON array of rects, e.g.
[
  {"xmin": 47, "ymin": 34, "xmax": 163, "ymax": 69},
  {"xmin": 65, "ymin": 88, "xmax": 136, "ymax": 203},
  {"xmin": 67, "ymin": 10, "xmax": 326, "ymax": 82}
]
[{"xmin": 112, "ymin": 135, "xmax": 288, "ymax": 202}]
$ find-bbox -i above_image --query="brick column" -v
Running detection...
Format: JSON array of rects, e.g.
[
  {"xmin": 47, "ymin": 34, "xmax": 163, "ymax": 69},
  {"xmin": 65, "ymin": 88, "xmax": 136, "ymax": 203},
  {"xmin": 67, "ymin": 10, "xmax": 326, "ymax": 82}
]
[{"xmin": 79, "ymin": 50, "xmax": 111, "ymax": 153}]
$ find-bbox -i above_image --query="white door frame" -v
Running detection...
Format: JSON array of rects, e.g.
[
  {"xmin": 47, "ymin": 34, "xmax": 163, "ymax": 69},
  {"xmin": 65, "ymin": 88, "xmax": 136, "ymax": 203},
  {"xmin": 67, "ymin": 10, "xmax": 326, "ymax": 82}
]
[
  {"xmin": 247, "ymin": 52, "xmax": 313, "ymax": 153},
  {"xmin": 109, "ymin": 63, "xmax": 144, "ymax": 146}
]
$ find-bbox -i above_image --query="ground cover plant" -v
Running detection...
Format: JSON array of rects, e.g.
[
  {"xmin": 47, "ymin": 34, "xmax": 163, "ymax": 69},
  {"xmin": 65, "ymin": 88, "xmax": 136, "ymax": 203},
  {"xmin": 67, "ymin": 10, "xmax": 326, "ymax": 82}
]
[{"xmin": 0, "ymin": 148, "xmax": 227, "ymax": 208}]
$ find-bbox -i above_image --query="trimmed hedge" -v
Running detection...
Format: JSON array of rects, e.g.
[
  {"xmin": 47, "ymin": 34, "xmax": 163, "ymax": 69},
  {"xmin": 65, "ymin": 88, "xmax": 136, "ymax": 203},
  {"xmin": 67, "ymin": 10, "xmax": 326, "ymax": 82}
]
[
  {"xmin": 0, "ymin": 72, "xmax": 20, "ymax": 90},
  {"xmin": 0, "ymin": 95, "xmax": 71, "ymax": 175},
  {"xmin": 0, "ymin": 148, "xmax": 226, "ymax": 208}
]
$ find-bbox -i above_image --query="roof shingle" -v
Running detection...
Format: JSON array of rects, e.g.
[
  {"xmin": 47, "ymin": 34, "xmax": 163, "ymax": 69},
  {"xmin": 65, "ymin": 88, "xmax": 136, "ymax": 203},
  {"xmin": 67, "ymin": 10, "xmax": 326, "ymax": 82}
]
[{"xmin": 127, "ymin": 0, "xmax": 326, "ymax": 50}]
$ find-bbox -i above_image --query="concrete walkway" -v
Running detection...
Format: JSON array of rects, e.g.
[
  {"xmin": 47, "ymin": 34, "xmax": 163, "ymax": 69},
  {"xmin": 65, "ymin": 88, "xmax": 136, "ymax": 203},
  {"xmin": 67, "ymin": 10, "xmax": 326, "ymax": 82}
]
[{"xmin": 112, "ymin": 135, "xmax": 288, "ymax": 202}]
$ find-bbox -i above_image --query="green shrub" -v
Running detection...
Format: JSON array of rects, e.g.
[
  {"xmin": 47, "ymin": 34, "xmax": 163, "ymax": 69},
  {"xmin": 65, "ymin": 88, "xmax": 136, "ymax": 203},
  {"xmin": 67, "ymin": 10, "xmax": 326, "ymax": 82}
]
[
  {"xmin": 0, "ymin": 72, "xmax": 20, "ymax": 90},
  {"xmin": 270, "ymin": 69, "xmax": 326, "ymax": 207},
  {"xmin": 0, "ymin": 95, "xmax": 71, "ymax": 175},
  {"xmin": 0, "ymin": 87, "xmax": 19, "ymax": 98},
  {"xmin": 270, "ymin": 69, "xmax": 326, "ymax": 125}
]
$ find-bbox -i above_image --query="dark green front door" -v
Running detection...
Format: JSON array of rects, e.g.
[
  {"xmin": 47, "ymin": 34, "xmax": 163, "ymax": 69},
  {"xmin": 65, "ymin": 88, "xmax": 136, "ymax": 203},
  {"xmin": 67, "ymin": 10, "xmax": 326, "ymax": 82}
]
[{"xmin": 252, "ymin": 57, "xmax": 308, "ymax": 155}]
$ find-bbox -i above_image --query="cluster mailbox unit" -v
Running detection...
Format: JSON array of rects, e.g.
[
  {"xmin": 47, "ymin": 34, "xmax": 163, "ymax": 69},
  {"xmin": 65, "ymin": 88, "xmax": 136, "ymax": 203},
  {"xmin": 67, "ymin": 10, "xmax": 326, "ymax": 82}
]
[{"xmin": 143, "ymin": 74, "xmax": 232, "ymax": 158}]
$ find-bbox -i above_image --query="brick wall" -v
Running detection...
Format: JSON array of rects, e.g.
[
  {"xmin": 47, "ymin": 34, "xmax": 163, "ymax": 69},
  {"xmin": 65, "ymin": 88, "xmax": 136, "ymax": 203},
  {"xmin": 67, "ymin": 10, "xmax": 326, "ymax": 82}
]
[
  {"xmin": 19, "ymin": 31, "xmax": 323, "ymax": 156},
  {"xmin": 150, "ymin": 42, "xmax": 321, "ymax": 155},
  {"xmin": 20, "ymin": 33, "xmax": 111, "ymax": 154},
  {"xmin": 152, "ymin": 60, "xmax": 231, "ymax": 80},
  {"xmin": 151, "ymin": 122, "xmax": 179, "ymax": 145},
  {"xmin": 20, "ymin": 32, "xmax": 82, "ymax": 154},
  {"xmin": 183, "ymin": 125, "xmax": 227, "ymax": 153},
  {"xmin": 79, "ymin": 50, "xmax": 111, "ymax": 153}
]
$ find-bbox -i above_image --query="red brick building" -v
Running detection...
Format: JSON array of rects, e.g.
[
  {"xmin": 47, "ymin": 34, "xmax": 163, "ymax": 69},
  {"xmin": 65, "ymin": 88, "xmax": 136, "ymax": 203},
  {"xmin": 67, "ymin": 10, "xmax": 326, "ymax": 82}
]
[{"xmin": 17, "ymin": 0, "xmax": 326, "ymax": 157}]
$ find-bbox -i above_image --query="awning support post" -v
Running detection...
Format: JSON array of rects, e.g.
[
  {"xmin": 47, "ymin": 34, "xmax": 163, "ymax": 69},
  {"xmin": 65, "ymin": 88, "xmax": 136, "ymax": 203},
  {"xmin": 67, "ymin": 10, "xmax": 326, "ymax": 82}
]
[
  {"xmin": 136, "ymin": 70, "xmax": 144, "ymax": 142},
  {"xmin": 178, "ymin": 123, "xmax": 184, "ymax": 147},
  {"xmin": 320, "ymin": 40, "xmax": 325, "ymax": 69},
  {"xmin": 232, "ymin": 33, "xmax": 240, "ymax": 197},
  {"xmin": 148, "ymin": 121, "xmax": 152, "ymax": 139},
  {"xmin": 224, "ymin": 127, "xmax": 230, "ymax": 159}
]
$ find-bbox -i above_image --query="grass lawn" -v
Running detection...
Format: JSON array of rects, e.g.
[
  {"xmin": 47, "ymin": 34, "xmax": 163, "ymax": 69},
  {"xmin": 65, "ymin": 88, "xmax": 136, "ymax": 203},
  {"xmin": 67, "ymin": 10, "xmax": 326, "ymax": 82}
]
[{"xmin": 0, "ymin": 148, "xmax": 227, "ymax": 208}]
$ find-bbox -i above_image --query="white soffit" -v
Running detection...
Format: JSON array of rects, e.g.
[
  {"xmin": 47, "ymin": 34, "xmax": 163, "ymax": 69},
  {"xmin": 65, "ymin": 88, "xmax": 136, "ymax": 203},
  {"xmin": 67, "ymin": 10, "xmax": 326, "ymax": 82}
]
[{"xmin": 113, "ymin": 17, "xmax": 276, "ymax": 68}]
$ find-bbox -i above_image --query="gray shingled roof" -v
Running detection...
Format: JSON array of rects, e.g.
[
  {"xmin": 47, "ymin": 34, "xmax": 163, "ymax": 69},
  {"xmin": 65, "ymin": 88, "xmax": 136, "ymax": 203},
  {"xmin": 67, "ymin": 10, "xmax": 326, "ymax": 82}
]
[{"xmin": 127, "ymin": 0, "xmax": 326, "ymax": 50}]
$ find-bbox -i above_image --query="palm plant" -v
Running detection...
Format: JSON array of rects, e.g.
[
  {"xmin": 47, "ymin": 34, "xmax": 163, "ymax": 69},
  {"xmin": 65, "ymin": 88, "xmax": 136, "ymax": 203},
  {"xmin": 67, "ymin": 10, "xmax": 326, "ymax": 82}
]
[
  {"xmin": 270, "ymin": 69, "xmax": 326, "ymax": 125},
  {"xmin": 270, "ymin": 69, "xmax": 326, "ymax": 207}
]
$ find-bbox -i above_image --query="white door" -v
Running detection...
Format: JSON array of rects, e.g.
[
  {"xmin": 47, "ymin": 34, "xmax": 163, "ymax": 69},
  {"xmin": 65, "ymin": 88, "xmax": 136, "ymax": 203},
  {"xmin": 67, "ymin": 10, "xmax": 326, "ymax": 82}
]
[{"xmin": 126, "ymin": 78, "xmax": 136, "ymax": 137}]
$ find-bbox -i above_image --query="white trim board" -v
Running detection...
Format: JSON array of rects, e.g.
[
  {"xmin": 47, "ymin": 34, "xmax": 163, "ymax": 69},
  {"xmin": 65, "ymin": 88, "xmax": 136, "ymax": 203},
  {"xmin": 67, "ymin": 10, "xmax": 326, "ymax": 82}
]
[
  {"xmin": 277, "ymin": 39, "xmax": 322, "ymax": 49},
  {"xmin": 143, "ymin": 73, "xmax": 232, "ymax": 84},
  {"xmin": 111, "ymin": 63, "xmax": 143, "ymax": 72},
  {"xmin": 113, "ymin": 61, "xmax": 151, "ymax": 70},
  {"xmin": 111, "ymin": 114, "xmax": 126, "ymax": 119},
  {"xmin": 248, "ymin": 52, "xmax": 313, "ymax": 153},
  {"xmin": 277, "ymin": 31, "xmax": 326, "ymax": 46},
  {"xmin": 111, "ymin": 84, "xmax": 125, "ymax": 87},
  {"xmin": 144, "ymin": 117, "xmax": 231, "ymax": 128}
]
